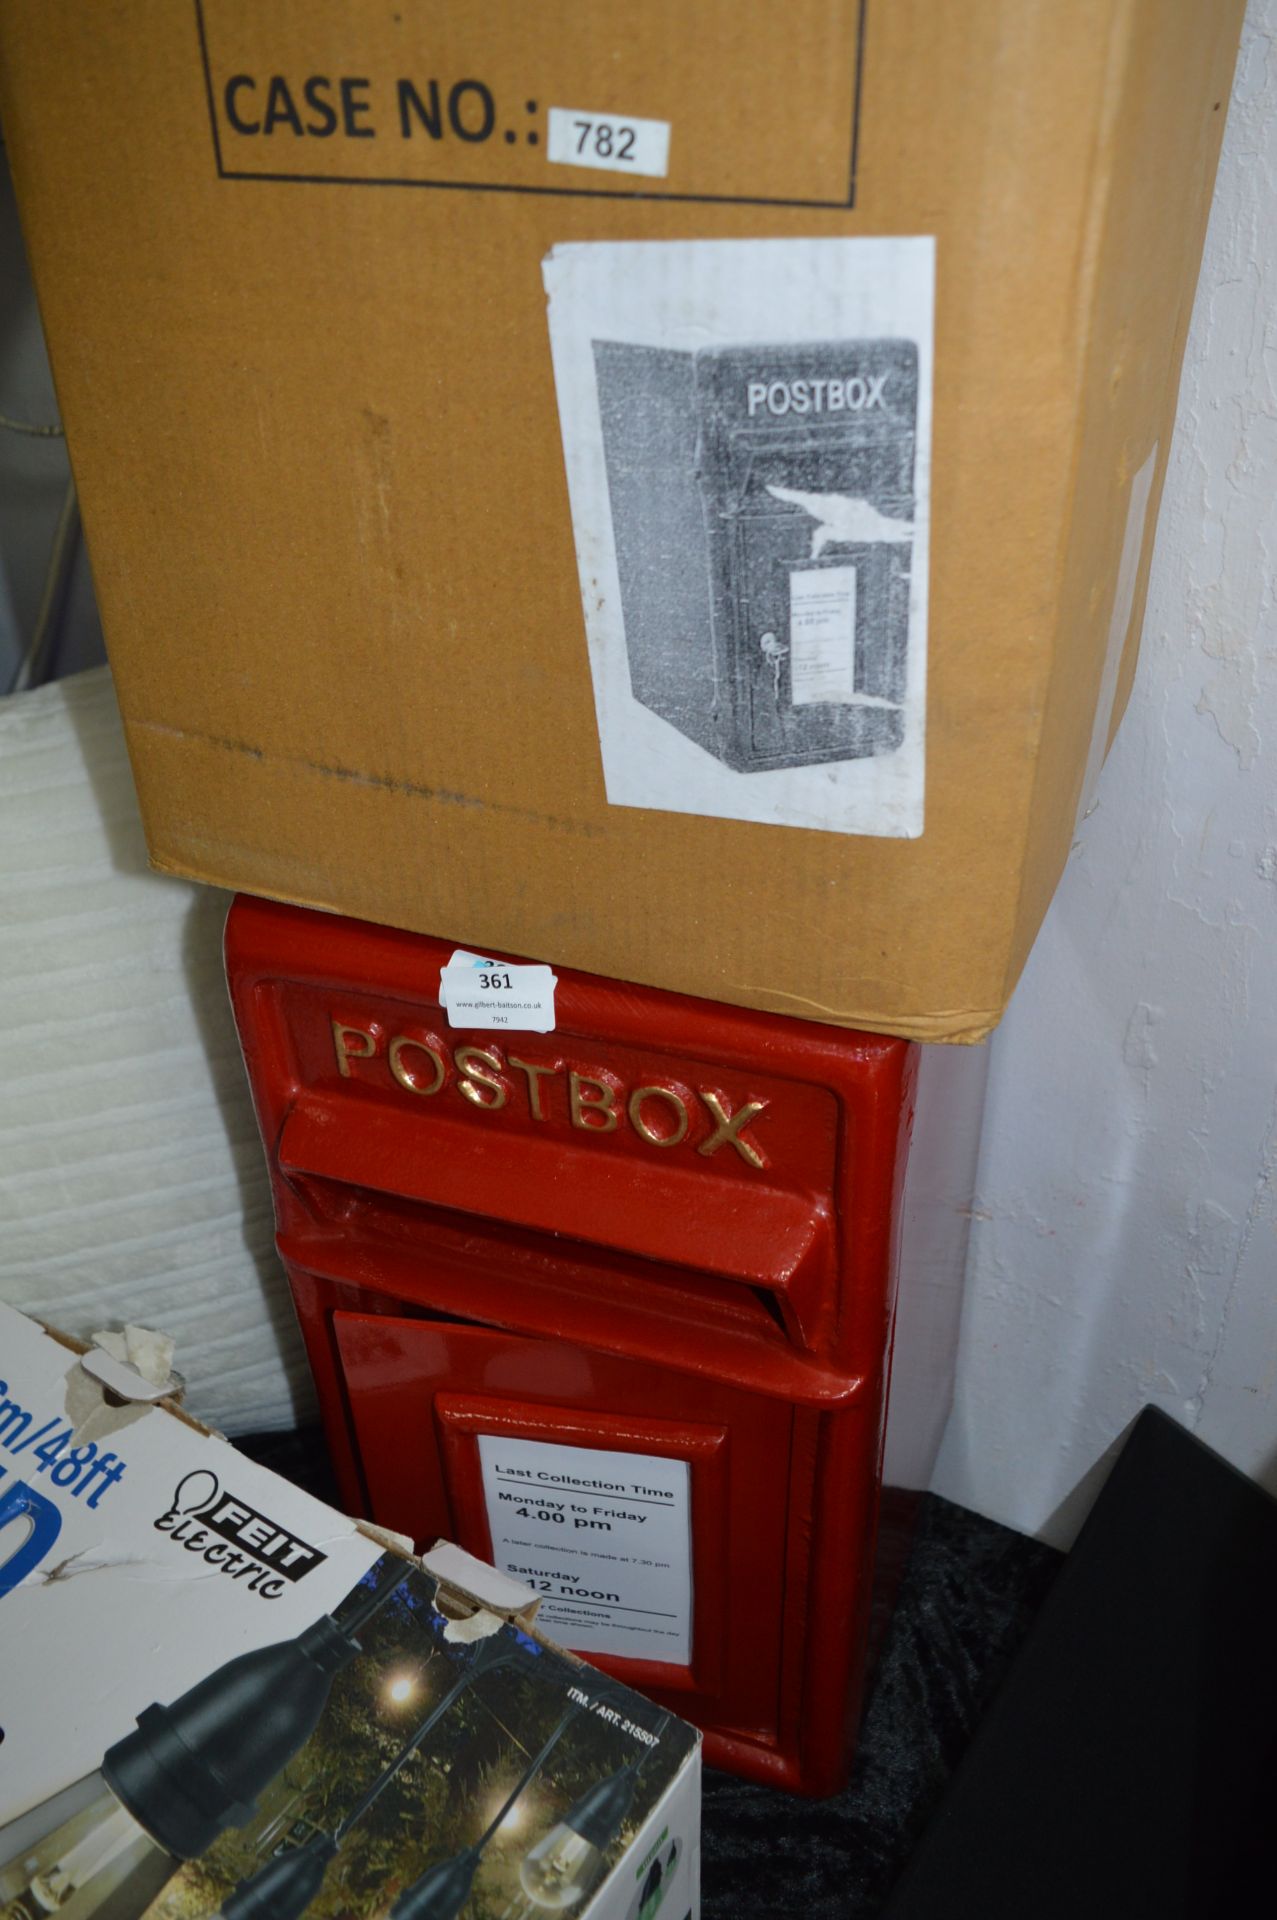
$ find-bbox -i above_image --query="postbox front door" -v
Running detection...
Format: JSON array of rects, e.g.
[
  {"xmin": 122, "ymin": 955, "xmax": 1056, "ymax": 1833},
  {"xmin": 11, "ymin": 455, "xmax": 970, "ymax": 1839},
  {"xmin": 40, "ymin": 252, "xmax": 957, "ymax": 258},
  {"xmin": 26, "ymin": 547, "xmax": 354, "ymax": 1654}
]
[
  {"xmin": 226, "ymin": 896, "xmax": 916, "ymax": 1795},
  {"xmin": 700, "ymin": 340, "xmax": 916, "ymax": 772},
  {"xmin": 594, "ymin": 337, "xmax": 917, "ymax": 773},
  {"xmin": 330, "ymin": 1311, "xmax": 793, "ymax": 1743}
]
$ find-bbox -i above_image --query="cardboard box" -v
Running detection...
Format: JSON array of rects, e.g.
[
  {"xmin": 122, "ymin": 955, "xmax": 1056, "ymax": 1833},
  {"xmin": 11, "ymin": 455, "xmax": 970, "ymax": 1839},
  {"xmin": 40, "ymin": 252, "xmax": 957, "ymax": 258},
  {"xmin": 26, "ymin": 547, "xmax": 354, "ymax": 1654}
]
[
  {"xmin": 0, "ymin": 2, "xmax": 1244, "ymax": 1041},
  {"xmin": 0, "ymin": 1306, "xmax": 701, "ymax": 1919}
]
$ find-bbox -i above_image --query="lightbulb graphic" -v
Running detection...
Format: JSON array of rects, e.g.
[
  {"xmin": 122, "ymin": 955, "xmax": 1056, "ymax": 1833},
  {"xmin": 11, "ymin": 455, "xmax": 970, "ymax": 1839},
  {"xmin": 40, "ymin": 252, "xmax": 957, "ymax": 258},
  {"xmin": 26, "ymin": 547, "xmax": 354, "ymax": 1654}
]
[
  {"xmin": 518, "ymin": 1822, "xmax": 605, "ymax": 1910},
  {"xmin": 486, "ymin": 1787, "xmax": 530, "ymax": 1839},
  {"xmin": 0, "ymin": 1774, "xmax": 176, "ymax": 1916},
  {"xmin": 0, "ymin": 1563, "xmax": 410, "ymax": 1918},
  {"xmin": 391, "ymin": 1706, "xmax": 579, "ymax": 1920},
  {"xmin": 518, "ymin": 1720, "xmax": 664, "ymax": 1914},
  {"xmin": 518, "ymin": 1765, "xmax": 638, "ymax": 1910},
  {"xmin": 170, "ymin": 1469, "xmax": 220, "ymax": 1517}
]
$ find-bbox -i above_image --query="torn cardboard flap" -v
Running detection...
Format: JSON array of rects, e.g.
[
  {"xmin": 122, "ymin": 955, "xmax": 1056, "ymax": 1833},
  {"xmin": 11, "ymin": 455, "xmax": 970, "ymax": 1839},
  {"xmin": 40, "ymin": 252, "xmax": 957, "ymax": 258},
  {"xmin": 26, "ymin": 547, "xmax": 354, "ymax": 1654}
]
[
  {"xmin": 63, "ymin": 1362, "xmax": 155, "ymax": 1449},
  {"xmin": 422, "ymin": 1538, "xmax": 542, "ymax": 1635},
  {"xmin": 33, "ymin": 1313, "xmax": 537, "ymax": 1625},
  {"xmin": 89, "ymin": 1325, "xmax": 179, "ymax": 1393},
  {"xmin": 354, "ymin": 1516, "xmax": 416, "ymax": 1560},
  {"xmin": 56, "ymin": 1324, "xmax": 184, "ymax": 1449}
]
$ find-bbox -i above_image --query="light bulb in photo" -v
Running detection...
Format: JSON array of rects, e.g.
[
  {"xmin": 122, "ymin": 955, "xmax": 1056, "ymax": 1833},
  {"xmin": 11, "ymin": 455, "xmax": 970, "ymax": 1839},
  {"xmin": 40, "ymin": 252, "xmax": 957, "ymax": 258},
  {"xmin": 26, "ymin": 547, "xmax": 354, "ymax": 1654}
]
[
  {"xmin": 518, "ymin": 1823, "xmax": 605, "ymax": 1910},
  {"xmin": 384, "ymin": 1671, "xmax": 419, "ymax": 1708},
  {"xmin": 0, "ymin": 1772, "xmax": 176, "ymax": 1916},
  {"xmin": 480, "ymin": 1777, "xmax": 538, "ymax": 1846}
]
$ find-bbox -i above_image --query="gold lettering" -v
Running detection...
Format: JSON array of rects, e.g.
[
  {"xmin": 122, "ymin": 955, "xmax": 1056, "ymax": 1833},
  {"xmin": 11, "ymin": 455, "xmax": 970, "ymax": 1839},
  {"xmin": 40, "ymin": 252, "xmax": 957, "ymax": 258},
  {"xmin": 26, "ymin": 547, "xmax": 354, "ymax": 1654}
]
[
  {"xmin": 332, "ymin": 1020, "xmax": 376, "ymax": 1078},
  {"xmin": 456, "ymin": 1045, "xmax": 508, "ymax": 1110},
  {"xmin": 389, "ymin": 1034, "xmax": 446, "ymax": 1097},
  {"xmin": 569, "ymin": 1071, "xmax": 619, "ymax": 1132},
  {"xmin": 697, "ymin": 1090, "xmax": 768, "ymax": 1168},
  {"xmin": 509, "ymin": 1055, "xmax": 557, "ymax": 1120},
  {"xmin": 628, "ymin": 1085, "xmax": 689, "ymax": 1147}
]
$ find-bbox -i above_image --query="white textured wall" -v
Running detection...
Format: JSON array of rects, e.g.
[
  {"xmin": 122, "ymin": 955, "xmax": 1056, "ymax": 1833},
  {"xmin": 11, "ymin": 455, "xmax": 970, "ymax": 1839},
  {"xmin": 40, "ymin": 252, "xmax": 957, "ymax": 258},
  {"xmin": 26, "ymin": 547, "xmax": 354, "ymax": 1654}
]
[
  {"xmin": 933, "ymin": 3, "xmax": 1277, "ymax": 1546},
  {"xmin": 0, "ymin": 669, "xmax": 313, "ymax": 1432}
]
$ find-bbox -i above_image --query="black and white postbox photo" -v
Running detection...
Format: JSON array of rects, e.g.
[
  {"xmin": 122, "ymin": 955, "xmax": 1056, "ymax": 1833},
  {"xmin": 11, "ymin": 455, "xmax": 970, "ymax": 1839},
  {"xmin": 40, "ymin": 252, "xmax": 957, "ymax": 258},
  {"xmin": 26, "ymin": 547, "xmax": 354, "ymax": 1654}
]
[{"xmin": 544, "ymin": 237, "xmax": 934, "ymax": 837}]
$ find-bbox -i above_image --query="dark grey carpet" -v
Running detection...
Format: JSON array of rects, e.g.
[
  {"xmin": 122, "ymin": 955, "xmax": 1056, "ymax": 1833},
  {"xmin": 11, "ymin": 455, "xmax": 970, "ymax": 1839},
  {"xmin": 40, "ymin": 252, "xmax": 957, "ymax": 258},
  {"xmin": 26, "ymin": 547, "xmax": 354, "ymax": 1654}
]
[{"xmin": 701, "ymin": 1496, "xmax": 1060, "ymax": 1916}]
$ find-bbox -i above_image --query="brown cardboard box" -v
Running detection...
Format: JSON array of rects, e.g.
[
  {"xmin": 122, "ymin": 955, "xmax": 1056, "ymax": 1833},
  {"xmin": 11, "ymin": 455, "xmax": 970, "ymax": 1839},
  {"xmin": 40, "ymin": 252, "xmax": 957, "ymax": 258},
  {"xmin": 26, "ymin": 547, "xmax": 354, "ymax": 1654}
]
[{"xmin": 0, "ymin": 1, "xmax": 1244, "ymax": 1041}]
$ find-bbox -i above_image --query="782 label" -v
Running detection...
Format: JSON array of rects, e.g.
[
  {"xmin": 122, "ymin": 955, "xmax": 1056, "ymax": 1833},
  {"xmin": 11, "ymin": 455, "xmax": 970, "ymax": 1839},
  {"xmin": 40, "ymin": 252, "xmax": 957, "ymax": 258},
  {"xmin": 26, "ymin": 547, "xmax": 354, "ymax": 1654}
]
[{"xmin": 546, "ymin": 107, "xmax": 671, "ymax": 180}]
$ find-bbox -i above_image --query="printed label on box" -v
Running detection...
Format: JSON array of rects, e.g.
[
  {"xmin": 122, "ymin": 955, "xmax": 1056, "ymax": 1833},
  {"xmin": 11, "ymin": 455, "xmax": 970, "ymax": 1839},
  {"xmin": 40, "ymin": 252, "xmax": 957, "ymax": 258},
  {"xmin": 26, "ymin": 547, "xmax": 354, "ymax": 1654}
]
[
  {"xmin": 544, "ymin": 236, "xmax": 934, "ymax": 837},
  {"xmin": 789, "ymin": 565, "xmax": 858, "ymax": 705},
  {"xmin": 547, "ymin": 107, "xmax": 671, "ymax": 179},
  {"xmin": 478, "ymin": 1435, "xmax": 692, "ymax": 1664},
  {"xmin": 439, "ymin": 949, "xmax": 557, "ymax": 1032},
  {"xmin": 196, "ymin": 0, "xmax": 862, "ymax": 209}
]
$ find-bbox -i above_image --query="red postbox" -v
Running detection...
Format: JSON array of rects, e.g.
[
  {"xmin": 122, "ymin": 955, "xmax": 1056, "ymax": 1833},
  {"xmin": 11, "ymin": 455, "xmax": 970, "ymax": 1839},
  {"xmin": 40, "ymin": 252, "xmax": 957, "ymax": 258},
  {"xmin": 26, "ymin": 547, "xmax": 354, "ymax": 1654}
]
[{"xmin": 225, "ymin": 896, "xmax": 916, "ymax": 1796}]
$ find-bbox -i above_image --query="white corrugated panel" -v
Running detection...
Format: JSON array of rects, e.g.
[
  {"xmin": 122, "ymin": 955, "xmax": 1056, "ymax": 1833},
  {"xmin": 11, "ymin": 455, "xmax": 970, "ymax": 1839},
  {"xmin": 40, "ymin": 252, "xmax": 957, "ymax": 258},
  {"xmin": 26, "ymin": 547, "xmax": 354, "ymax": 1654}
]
[{"xmin": 0, "ymin": 666, "xmax": 314, "ymax": 1431}]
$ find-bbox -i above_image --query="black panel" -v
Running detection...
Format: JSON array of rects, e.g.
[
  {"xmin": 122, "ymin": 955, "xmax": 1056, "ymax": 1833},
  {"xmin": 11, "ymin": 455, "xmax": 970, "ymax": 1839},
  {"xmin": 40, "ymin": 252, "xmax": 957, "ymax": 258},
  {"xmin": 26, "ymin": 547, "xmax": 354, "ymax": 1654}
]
[{"xmin": 884, "ymin": 1408, "xmax": 1277, "ymax": 1920}]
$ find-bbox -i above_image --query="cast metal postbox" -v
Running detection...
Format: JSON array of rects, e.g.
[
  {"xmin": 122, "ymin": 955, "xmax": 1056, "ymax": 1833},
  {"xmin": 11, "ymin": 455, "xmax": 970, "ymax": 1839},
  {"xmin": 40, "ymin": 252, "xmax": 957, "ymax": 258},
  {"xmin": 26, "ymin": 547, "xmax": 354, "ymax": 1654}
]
[
  {"xmin": 594, "ymin": 338, "xmax": 917, "ymax": 771},
  {"xmin": 226, "ymin": 897, "xmax": 916, "ymax": 1796}
]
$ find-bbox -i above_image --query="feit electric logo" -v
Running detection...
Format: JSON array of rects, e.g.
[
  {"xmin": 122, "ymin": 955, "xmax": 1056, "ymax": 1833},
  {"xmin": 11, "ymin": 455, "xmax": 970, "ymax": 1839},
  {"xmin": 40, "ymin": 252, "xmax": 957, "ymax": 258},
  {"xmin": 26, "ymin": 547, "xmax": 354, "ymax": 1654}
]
[{"xmin": 155, "ymin": 1470, "xmax": 327, "ymax": 1599}]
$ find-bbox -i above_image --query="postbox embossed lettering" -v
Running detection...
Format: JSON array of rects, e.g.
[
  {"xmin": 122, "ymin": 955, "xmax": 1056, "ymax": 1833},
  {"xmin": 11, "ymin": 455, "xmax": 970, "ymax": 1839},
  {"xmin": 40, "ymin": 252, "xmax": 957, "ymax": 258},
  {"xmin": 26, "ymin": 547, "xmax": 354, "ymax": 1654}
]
[
  {"xmin": 387, "ymin": 1032, "xmax": 446, "ymax": 1095},
  {"xmin": 454, "ymin": 1044, "xmax": 507, "ymax": 1109},
  {"xmin": 628, "ymin": 1084, "xmax": 689, "ymax": 1147},
  {"xmin": 329, "ymin": 1015, "xmax": 770, "ymax": 1167}
]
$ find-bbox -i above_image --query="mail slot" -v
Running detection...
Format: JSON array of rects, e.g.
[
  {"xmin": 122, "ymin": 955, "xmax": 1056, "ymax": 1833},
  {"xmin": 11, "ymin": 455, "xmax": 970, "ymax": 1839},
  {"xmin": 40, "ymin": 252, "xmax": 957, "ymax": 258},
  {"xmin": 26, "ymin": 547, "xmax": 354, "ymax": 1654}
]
[
  {"xmin": 226, "ymin": 895, "xmax": 916, "ymax": 1795},
  {"xmin": 594, "ymin": 338, "xmax": 917, "ymax": 772}
]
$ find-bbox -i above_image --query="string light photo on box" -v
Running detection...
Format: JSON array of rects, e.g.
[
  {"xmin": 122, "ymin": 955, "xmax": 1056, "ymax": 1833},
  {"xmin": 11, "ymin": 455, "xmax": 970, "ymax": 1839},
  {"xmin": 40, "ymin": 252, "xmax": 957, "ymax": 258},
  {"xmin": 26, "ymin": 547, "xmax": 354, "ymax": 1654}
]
[{"xmin": 0, "ymin": 1555, "xmax": 695, "ymax": 1920}]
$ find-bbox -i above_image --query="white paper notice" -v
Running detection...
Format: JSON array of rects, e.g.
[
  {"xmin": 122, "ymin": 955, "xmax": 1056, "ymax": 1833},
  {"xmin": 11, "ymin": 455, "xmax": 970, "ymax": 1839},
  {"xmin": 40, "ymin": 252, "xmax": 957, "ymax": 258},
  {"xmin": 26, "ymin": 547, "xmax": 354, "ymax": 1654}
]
[
  {"xmin": 543, "ymin": 235, "xmax": 934, "ymax": 838},
  {"xmin": 478, "ymin": 1434, "xmax": 692, "ymax": 1663},
  {"xmin": 790, "ymin": 565, "xmax": 857, "ymax": 704}
]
